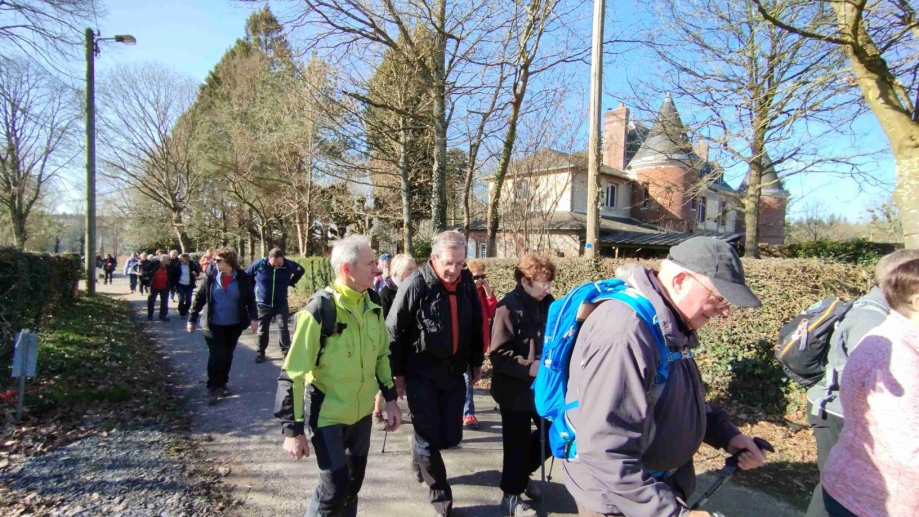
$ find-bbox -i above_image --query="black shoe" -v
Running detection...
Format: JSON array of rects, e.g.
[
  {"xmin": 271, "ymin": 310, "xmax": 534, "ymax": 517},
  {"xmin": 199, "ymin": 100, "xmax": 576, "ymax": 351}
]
[
  {"xmin": 255, "ymin": 351, "xmax": 266, "ymax": 364},
  {"xmin": 147, "ymin": 315, "xmax": 153, "ymax": 321},
  {"xmin": 160, "ymin": 317, "xmax": 170, "ymax": 322},
  {"xmin": 219, "ymin": 386, "xmax": 232, "ymax": 397},
  {"xmin": 207, "ymin": 389, "xmax": 219, "ymax": 406}
]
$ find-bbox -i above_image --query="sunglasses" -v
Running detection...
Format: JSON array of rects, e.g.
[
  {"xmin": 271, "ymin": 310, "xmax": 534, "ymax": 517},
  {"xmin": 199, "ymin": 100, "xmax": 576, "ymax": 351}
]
[
  {"xmin": 472, "ymin": 274, "xmax": 487, "ymax": 280},
  {"xmin": 214, "ymin": 258, "xmax": 225, "ymax": 264}
]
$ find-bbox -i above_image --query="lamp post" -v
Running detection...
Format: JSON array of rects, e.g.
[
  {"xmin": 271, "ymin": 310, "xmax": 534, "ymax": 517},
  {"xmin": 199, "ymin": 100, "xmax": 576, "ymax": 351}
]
[
  {"xmin": 84, "ymin": 29, "xmax": 135, "ymax": 294},
  {"xmin": 584, "ymin": 0, "xmax": 605, "ymax": 258}
]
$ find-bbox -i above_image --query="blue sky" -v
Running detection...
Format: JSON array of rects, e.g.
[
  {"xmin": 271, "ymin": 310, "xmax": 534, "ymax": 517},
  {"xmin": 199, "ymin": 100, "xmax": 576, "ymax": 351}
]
[{"xmin": 81, "ymin": 0, "xmax": 896, "ymax": 221}]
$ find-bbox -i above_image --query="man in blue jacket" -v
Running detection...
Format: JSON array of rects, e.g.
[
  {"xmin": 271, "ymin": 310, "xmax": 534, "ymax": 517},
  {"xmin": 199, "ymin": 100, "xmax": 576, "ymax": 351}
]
[{"xmin": 247, "ymin": 248, "xmax": 305, "ymax": 363}]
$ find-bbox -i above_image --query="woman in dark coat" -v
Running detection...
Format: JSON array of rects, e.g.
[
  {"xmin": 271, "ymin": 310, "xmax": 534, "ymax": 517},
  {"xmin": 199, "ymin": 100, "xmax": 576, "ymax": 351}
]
[
  {"xmin": 489, "ymin": 253, "xmax": 556, "ymax": 517},
  {"xmin": 187, "ymin": 248, "xmax": 258, "ymax": 405},
  {"xmin": 373, "ymin": 253, "xmax": 417, "ymax": 429}
]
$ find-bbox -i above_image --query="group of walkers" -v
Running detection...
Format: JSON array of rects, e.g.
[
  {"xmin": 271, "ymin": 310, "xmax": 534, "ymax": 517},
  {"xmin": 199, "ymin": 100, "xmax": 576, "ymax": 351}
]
[{"xmin": 109, "ymin": 231, "xmax": 919, "ymax": 517}]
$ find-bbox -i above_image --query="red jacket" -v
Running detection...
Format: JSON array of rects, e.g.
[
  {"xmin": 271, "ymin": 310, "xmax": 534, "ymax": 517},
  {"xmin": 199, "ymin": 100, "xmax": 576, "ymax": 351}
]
[{"xmin": 478, "ymin": 287, "xmax": 498, "ymax": 354}]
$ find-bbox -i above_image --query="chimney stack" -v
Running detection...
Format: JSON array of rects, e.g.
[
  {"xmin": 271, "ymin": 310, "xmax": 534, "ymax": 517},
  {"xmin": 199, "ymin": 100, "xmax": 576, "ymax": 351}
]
[{"xmin": 603, "ymin": 102, "xmax": 629, "ymax": 170}]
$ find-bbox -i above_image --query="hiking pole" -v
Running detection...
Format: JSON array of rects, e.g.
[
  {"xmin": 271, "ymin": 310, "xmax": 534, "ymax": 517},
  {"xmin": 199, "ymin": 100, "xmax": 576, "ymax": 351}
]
[
  {"xmin": 540, "ymin": 418, "xmax": 547, "ymax": 516},
  {"xmin": 382, "ymin": 429, "xmax": 389, "ymax": 453},
  {"xmin": 690, "ymin": 437, "xmax": 774, "ymax": 511}
]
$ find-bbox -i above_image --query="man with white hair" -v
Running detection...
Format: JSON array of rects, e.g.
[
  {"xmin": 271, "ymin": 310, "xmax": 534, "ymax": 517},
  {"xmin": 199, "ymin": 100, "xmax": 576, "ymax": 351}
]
[
  {"xmin": 387, "ymin": 230, "xmax": 484, "ymax": 516},
  {"xmin": 564, "ymin": 237, "xmax": 769, "ymax": 517},
  {"xmin": 275, "ymin": 234, "xmax": 402, "ymax": 517}
]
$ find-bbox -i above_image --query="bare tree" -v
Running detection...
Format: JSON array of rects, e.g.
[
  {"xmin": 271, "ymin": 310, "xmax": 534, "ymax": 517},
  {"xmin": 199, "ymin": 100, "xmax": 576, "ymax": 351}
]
[
  {"xmin": 0, "ymin": 0, "xmax": 102, "ymax": 70},
  {"xmin": 0, "ymin": 56, "xmax": 80, "ymax": 248},
  {"xmin": 637, "ymin": 0, "xmax": 877, "ymax": 257},
  {"xmin": 754, "ymin": 0, "xmax": 919, "ymax": 248},
  {"xmin": 97, "ymin": 62, "xmax": 202, "ymax": 252}
]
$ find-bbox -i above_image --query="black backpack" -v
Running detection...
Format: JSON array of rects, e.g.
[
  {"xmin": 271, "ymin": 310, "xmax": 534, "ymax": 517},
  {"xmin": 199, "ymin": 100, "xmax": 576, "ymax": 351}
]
[
  {"xmin": 775, "ymin": 295, "xmax": 854, "ymax": 387},
  {"xmin": 302, "ymin": 286, "xmax": 382, "ymax": 366}
]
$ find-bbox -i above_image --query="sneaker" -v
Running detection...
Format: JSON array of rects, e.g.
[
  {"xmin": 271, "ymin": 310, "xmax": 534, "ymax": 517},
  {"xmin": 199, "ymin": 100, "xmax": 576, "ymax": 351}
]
[
  {"xmin": 524, "ymin": 479, "xmax": 542, "ymax": 501},
  {"xmin": 501, "ymin": 494, "xmax": 536, "ymax": 517},
  {"xmin": 463, "ymin": 415, "xmax": 480, "ymax": 430},
  {"xmin": 207, "ymin": 389, "xmax": 219, "ymax": 406},
  {"xmin": 255, "ymin": 351, "xmax": 266, "ymax": 364},
  {"xmin": 219, "ymin": 386, "xmax": 232, "ymax": 397},
  {"xmin": 373, "ymin": 411, "xmax": 388, "ymax": 431}
]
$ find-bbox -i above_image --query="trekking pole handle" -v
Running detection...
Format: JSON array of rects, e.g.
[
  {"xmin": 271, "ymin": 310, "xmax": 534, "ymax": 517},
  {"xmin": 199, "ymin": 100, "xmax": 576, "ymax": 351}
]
[{"xmin": 727, "ymin": 437, "xmax": 774, "ymax": 467}]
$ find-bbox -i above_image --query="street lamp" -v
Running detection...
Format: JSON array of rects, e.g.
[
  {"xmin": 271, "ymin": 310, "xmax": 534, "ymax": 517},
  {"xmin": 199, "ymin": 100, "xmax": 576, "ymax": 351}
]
[{"xmin": 84, "ymin": 28, "xmax": 136, "ymax": 295}]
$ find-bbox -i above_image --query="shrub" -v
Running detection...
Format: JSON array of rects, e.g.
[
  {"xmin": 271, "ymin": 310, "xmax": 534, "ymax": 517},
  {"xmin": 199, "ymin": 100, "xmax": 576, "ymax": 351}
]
[
  {"xmin": 289, "ymin": 256, "xmax": 336, "ymax": 297},
  {"xmin": 760, "ymin": 238, "xmax": 901, "ymax": 266},
  {"xmin": 0, "ymin": 247, "xmax": 82, "ymax": 356}
]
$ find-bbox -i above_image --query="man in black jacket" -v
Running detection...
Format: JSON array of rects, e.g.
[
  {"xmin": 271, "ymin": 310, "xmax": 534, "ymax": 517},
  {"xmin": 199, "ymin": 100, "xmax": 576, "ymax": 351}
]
[{"xmin": 387, "ymin": 230, "xmax": 484, "ymax": 517}]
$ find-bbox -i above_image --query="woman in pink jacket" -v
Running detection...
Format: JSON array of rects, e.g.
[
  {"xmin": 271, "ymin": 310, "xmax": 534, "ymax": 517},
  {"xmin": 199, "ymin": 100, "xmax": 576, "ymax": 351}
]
[{"xmin": 821, "ymin": 249, "xmax": 919, "ymax": 517}]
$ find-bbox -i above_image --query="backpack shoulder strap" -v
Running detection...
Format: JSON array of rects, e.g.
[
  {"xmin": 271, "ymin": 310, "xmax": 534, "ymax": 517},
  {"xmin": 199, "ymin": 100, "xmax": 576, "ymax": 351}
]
[
  {"xmin": 366, "ymin": 287, "xmax": 382, "ymax": 308},
  {"xmin": 304, "ymin": 287, "xmax": 340, "ymax": 366}
]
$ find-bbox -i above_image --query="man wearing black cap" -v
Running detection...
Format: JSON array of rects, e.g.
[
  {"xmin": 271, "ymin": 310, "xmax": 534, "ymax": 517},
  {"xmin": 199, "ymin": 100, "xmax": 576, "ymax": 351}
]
[{"xmin": 563, "ymin": 237, "xmax": 769, "ymax": 517}]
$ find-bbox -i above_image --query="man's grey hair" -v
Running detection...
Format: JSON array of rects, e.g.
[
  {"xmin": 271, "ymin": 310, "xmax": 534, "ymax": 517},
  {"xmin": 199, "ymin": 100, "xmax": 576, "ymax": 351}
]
[
  {"xmin": 331, "ymin": 234, "xmax": 372, "ymax": 274},
  {"xmin": 431, "ymin": 230, "xmax": 467, "ymax": 257}
]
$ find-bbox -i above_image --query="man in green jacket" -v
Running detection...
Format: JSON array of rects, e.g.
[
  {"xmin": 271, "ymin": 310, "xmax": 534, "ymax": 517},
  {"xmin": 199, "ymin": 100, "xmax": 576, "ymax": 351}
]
[{"xmin": 275, "ymin": 234, "xmax": 402, "ymax": 517}]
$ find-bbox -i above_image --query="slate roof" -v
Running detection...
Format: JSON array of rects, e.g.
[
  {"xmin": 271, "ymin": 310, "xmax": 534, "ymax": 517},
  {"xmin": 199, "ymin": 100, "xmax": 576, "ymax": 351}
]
[
  {"xmin": 630, "ymin": 94, "xmax": 696, "ymax": 164},
  {"xmin": 487, "ymin": 149, "xmax": 631, "ymax": 181},
  {"xmin": 738, "ymin": 152, "xmax": 788, "ymax": 195},
  {"xmin": 599, "ymin": 230, "xmax": 745, "ymax": 248},
  {"xmin": 462, "ymin": 211, "xmax": 660, "ymax": 233}
]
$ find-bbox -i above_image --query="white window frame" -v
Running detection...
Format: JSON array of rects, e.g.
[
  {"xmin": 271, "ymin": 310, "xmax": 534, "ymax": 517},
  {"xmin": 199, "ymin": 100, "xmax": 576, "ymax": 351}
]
[
  {"xmin": 691, "ymin": 198, "xmax": 698, "ymax": 210},
  {"xmin": 697, "ymin": 198, "xmax": 706, "ymax": 223},
  {"xmin": 479, "ymin": 242, "xmax": 487, "ymax": 258},
  {"xmin": 717, "ymin": 200, "xmax": 726, "ymax": 226},
  {"xmin": 640, "ymin": 183, "xmax": 650, "ymax": 209},
  {"xmin": 605, "ymin": 184, "xmax": 618, "ymax": 208}
]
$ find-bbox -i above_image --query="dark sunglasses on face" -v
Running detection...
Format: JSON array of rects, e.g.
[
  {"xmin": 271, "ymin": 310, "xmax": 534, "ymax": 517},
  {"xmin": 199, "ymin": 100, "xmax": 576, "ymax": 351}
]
[
  {"xmin": 214, "ymin": 258, "xmax": 224, "ymax": 264},
  {"xmin": 472, "ymin": 274, "xmax": 487, "ymax": 280}
]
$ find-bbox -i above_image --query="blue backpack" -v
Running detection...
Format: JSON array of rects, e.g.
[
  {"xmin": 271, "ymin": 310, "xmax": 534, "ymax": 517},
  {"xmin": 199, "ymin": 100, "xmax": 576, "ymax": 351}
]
[{"xmin": 533, "ymin": 278, "xmax": 693, "ymax": 461}]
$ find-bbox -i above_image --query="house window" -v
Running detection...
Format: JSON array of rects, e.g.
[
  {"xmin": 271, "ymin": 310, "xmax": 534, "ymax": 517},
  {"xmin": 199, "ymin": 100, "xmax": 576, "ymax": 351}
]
[
  {"xmin": 605, "ymin": 184, "xmax": 618, "ymax": 208},
  {"xmin": 697, "ymin": 198, "xmax": 706, "ymax": 223},
  {"xmin": 690, "ymin": 198, "xmax": 698, "ymax": 210},
  {"xmin": 640, "ymin": 183, "xmax": 650, "ymax": 209},
  {"xmin": 479, "ymin": 242, "xmax": 487, "ymax": 257},
  {"xmin": 515, "ymin": 180, "xmax": 529, "ymax": 199},
  {"xmin": 717, "ymin": 201, "xmax": 726, "ymax": 226}
]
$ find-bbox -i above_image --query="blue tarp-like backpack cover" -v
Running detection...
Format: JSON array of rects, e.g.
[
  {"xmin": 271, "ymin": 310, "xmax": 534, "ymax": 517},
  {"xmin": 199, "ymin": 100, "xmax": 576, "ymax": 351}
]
[{"xmin": 533, "ymin": 278, "xmax": 692, "ymax": 460}]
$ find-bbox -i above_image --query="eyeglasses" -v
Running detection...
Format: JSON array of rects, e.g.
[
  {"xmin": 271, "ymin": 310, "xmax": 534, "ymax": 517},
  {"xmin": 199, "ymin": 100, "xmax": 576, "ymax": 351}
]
[
  {"xmin": 685, "ymin": 272, "xmax": 727, "ymax": 307},
  {"xmin": 214, "ymin": 258, "xmax": 225, "ymax": 264},
  {"xmin": 528, "ymin": 279, "xmax": 552, "ymax": 291},
  {"xmin": 472, "ymin": 274, "xmax": 487, "ymax": 280}
]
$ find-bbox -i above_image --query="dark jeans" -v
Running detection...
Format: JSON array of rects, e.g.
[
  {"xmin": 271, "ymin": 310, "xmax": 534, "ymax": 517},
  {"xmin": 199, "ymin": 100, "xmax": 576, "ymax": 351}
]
[
  {"xmin": 806, "ymin": 401, "xmax": 845, "ymax": 517},
  {"xmin": 463, "ymin": 372, "xmax": 475, "ymax": 417},
  {"xmin": 407, "ymin": 372, "xmax": 465, "ymax": 515},
  {"xmin": 104, "ymin": 270, "xmax": 114, "ymax": 284},
  {"xmin": 203, "ymin": 323, "xmax": 246, "ymax": 389},
  {"xmin": 499, "ymin": 407, "xmax": 551, "ymax": 495},
  {"xmin": 147, "ymin": 288, "xmax": 169, "ymax": 319},
  {"xmin": 257, "ymin": 303, "xmax": 291, "ymax": 353},
  {"xmin": 129, "ymin": 274, "xmax": 138, "ymax": 292},
  {"xmin": 821, "ymin": 490, "xmax": 857, "ymax": 517},
  {"xmin": 176, "ymin": 283, "xmax": 194, "ymax": 316},
  {"xmin": 305, "ymin": 416, "xmax": 372, "ymax": 517}
]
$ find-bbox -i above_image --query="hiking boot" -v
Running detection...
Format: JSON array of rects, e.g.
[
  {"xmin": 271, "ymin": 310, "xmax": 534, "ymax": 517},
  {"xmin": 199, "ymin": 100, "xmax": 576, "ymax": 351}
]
[
  {"xmin": 463, "ymin": 415, "xmax": 480, "ymax": 430},
  {"xmin": 255, "ymin": 351, "xmax": 266, "ymax": 363},
  {"xmin": 147, "ymin": 315, "xmax": 153, "ymax": 321},
  {"xmin": 373, "ymin": 411, "xmax": 388, "ymax": 431},
  {"xmin": 524, "ymin": 479, "xmax": 542, "ymax": 501},
  {"xmin": 219, "ymin": 386, "xmax": 232, "ymax": 397},
  {"xmin": 501, "ymin": 494, "xmax": 536, "ymax": 517},
  {"xmin": 207, "ymin": 389, "xmax": 219, "ymax": 406}
]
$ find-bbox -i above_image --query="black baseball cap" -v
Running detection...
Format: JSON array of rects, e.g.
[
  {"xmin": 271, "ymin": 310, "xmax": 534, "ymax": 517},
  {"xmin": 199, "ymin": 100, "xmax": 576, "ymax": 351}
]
[{"xmin": 668, "ymin": 237, "xmax": 762, "ymax": 308}]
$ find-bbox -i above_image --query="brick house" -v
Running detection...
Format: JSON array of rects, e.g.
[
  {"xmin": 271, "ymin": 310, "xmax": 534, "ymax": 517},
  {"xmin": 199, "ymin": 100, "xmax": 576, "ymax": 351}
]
[{"xmin": 464, "ymin": 95, "xmax": 788, "ymax": 257}]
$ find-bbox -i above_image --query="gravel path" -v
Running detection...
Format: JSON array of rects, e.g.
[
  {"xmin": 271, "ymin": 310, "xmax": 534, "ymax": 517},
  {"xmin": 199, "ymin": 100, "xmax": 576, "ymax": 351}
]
[{"xmin": 1, "ymin": 428, "xmax": 225, "ymax": 517}]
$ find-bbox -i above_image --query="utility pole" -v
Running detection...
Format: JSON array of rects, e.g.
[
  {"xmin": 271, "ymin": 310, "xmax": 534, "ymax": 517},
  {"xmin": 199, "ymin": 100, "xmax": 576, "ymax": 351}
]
[
  {"xmin": 584, "ymin": 0, "xmax": 605, "ymax": 258},
  {"xmin": 84, "ymin": 28, "xmax": 97, "ymax": 294}
]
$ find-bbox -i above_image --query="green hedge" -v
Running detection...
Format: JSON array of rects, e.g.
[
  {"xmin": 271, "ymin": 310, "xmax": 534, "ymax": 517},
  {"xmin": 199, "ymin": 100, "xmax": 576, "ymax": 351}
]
[
  {"xmin": 0, "ymin": 247, "xmax": 82, "ymax": 356},
  {"xmin": 283, "ymin": 254, "xmax": 871, "ymax": 417},
  {"xmin": 761, "ymin": 238, "xmax": 901, "ymax": 266}
]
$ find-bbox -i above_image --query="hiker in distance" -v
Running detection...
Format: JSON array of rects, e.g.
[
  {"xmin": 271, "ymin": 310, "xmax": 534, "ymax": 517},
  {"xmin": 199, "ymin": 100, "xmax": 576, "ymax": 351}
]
[
  {"xmin": 102, "ymin": 254, "xmax": 117, "ymax": 285},
  {"xmin": 123, "ymin": 253, "xmax": 140, "ymax": 293},
  {"xmin": 142, "ymin": 253, "xmax": 173, "ymax": 321},
  {"xmin": 463, "ymin": 259, "xmax": 498, "ymax": 431},
  {"xmin": 563, "ymin": 237, "xmax": 768, "ymax": 517},
  {"xmin": 489, "ymin": 253, "xmax": 555, "ymax": 517},
  {"xmin": 187, "ymin": 248, "xmax": 258, "ymax": 405},
  {"xmin": 246, "ymin": 247, "xmax": 305, "ymax": 363},
  {"xmin": 387, "ymin": 230, "xmax": 484, "ymax": 517},
  {"xmin": 174, "ymin": 253, "xmax": 201, "ymax": 319},
  {"xmin": 275, "ymin": 234, "xmax": 401, "ymax": 517}
]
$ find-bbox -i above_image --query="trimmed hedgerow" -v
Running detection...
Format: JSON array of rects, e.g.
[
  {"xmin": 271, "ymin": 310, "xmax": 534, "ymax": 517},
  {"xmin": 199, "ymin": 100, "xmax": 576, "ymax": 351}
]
[
  {"xmin": 0, "ymin": 247, "xmax": 82, "ymax": 357},
  {"xmin": 760, "ymin": 238, "xmax": 901, "ymax": 266}
]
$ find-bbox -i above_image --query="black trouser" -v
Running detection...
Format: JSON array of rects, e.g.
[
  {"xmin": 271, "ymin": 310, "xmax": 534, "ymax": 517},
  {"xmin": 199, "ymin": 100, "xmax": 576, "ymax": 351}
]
[
  {"xmin": 176, "ymin": 283, "xmax": 194, "ymax": 316},
  {"xmin": 139, "ymin": 279, "xmax": 147, "ymax": 294},
  {"xmin": 821, "ymin": 490, "xmax": 857, "ymax": 517},
  {"xmin": 806, "ymin": 401, "xmax": 845, "ymax": 517},
  {"xmin": 104, "ymin": 270, "xmax": 114, "ymax": 284},
  {"xmin": 147, "ymin": 288, "xmax": 169, "ymax": 319},
  {"xmin": 203, "ymin": 323, "xmax": 246, "ymax": 389},
  {"xmin": 499, "ymin": 407, "xmax": 551, "ymax": 495},
  {"xmin": 129, "ymin": 274, "xmax": 138, "ymax": 292},
  {"xmin": 305, "ymin": 416, "xmax": 372, "ymax": 517},
  {"xmin": 257, "ymin": 302, "xmax": 291, "ymax": 353},
  {"xmin": 406, "ymin": 371, "xmax": 465, "ymax": 515}
]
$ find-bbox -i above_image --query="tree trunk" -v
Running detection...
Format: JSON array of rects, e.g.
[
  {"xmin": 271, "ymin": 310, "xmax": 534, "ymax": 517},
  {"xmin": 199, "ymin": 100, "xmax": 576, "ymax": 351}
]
[
  {"xmin": 305, "ymin": 164, "xmax": 314, "ymax": 254},
  {"xmin": 743, "ymin": 160, "xmax": 762, "ymax": 258},
  {"xmin": 11, "ymin": 212, "xmax": 27, "ymax": 249},
  {"xmin": 172, "ymin": 210, "xmax": 191, "ymax": 253},
  {"xmin": 258, "ymin": 222, "xmax": 268, "ymax": 258},
  {"xmin": 894, "ymin": 150, "xmax": 919, "ymax": 248},
  {"xmin": 463, "ymin": 144, "xmax": 477, "ymax": 236},
  {"xmin": 486, "ymin": 75, "xmax": 529, "ymax": 257},
  {"xmin": 295, "ymin": 208, "xmax": 306, "ymax": 256},
  {"xmin": 430, "ymin": 0, "xmax": 448, "ymax": 234},
  {"xmin": 399, "ymin": 118, "xmax": 414, "ymax": 254}
]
